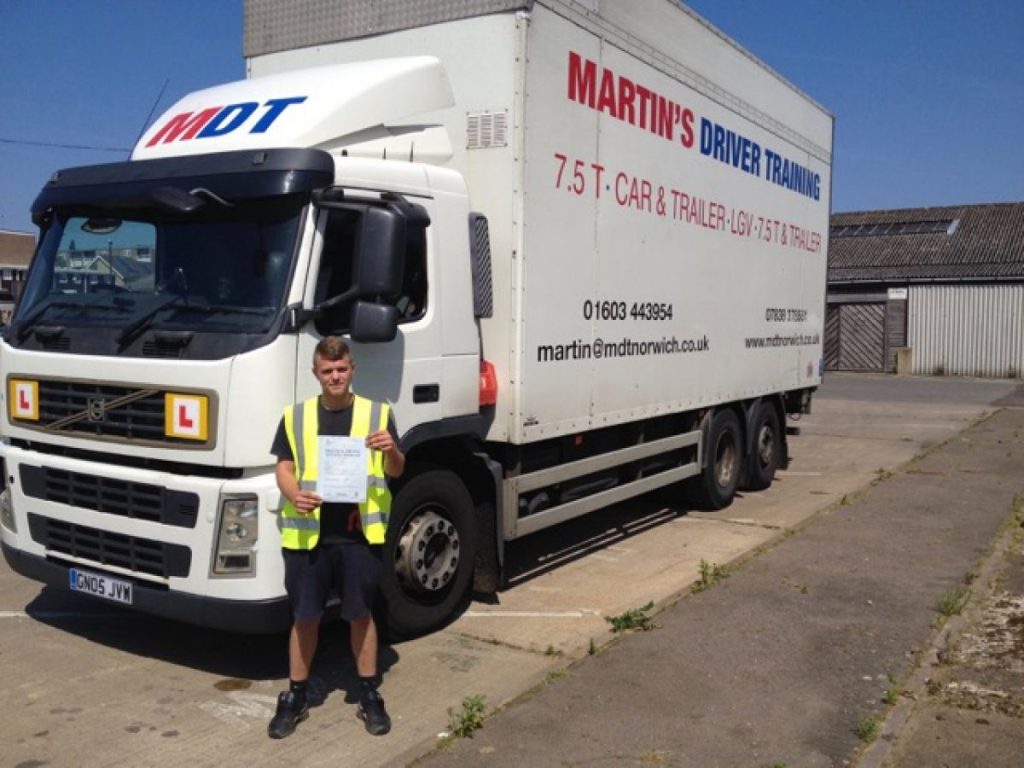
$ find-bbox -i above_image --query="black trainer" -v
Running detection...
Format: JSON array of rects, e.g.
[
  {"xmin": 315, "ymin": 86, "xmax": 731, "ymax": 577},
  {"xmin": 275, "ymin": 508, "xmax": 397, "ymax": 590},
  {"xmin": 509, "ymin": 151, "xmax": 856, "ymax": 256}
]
[
  {"xmin": 357, "ymin": 688, "xmax": 391, "ymax": 735},
  {"xmin": 268, "ymin": 690, "xmax": 309, "ymax": 739}
]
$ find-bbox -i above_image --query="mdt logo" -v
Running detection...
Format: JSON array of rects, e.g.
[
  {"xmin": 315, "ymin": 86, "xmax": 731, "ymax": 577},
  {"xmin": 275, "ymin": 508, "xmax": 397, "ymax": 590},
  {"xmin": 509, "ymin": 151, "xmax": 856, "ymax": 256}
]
[{"xmin": 145, "ymin": 96, "xmax": 307, "ymax": 147}]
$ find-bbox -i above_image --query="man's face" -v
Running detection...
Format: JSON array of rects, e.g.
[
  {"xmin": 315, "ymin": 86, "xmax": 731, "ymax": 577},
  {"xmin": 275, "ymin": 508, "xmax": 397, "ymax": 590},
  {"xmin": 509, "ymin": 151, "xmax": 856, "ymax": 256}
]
[{"xmin": 313, "ymin": 354, "xmax": 355, "ymax": 399}]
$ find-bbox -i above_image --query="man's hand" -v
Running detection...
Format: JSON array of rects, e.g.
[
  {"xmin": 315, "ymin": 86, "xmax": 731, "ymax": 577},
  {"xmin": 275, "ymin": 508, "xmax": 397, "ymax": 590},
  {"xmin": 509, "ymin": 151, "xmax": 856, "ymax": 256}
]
[
  {"xmin": 366, "ymin": 429, "xmax": 406, "ymax": 478},
  {"xmin": 290, "ymin": 489, "xmax": 323, "ymax": 514},
  {"xmin": 276, "ymin": 458, "xmax": 321, "ymax": 514},
  {"xmin": 365, "ymin": 429, "xmax": 397, "ymax": 454}
]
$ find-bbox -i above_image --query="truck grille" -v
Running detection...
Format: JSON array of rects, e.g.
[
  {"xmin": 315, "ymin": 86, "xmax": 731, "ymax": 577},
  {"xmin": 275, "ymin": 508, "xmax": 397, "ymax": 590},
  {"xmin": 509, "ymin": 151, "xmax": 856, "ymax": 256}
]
[
  {"xmin": 36, "ymin": 380, "xmax": 165, "ymax": 439},
  {"xmin": 28, "ymin": 514, "xmax": 191, "ymax": 578},
  {"xmin": 19, "ymin": 465, "xmax": 199, "ymax": 528},
  {"xmin": 14, "ymin": 379, "xmax": 212, "ymax": 447}
]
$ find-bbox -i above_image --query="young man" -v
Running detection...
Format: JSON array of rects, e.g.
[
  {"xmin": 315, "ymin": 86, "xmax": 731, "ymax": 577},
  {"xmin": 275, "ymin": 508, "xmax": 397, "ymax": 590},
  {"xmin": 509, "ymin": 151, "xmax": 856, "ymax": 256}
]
[{"xmin": 268, "ymin": 336, "xmax": 406, "ymax": 738}]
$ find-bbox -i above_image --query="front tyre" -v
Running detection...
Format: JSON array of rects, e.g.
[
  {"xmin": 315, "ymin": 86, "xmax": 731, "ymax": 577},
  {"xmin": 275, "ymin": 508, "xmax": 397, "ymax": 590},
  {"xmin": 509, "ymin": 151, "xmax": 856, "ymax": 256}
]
[{"xmin": 379, "ymin": 469, "xmax": 478, "ymax": 639}]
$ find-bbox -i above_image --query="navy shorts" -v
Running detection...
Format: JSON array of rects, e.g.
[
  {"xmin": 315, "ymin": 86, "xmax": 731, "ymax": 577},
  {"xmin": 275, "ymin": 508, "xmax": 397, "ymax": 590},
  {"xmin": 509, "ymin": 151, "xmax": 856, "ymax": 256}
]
[{"xmin": 282, "ymin": 542, "xmax": 383, "ymax": 623}]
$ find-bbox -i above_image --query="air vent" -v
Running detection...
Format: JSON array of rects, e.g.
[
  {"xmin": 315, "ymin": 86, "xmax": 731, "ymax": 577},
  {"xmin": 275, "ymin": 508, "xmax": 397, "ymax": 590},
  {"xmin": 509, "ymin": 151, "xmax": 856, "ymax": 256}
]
[
  {"xmin": 468, "ymin": 213, "xmax": 494, "ymax": 318},
  {"xmin": 467, "ymin": 111, "xmax": 509, "ymax": 149},
  {"xmin": 41, "ymin": 337, "xmax": 70, "ymax": 351},
  {"xmin": 20, "ymin": 464, "xmax": 199, "ymax": 528},
  {"xmin": 143, "ymin": 340, "xmax": 185, "ymax": 358},
  {"xmin": 28, "ymin": 513, "xmax": 191, "ymax": 578}
]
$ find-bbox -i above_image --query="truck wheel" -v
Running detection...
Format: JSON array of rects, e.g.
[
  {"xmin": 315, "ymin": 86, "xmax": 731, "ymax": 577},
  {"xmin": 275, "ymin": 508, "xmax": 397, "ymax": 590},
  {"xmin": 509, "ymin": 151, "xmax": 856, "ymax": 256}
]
[
  {"xmin": 744, "ymin": 402, "xmax": 781, "ymax": 491},
  {"xmin": 689, "ymin": 409, "xmax": 742, "ymax": 510},
  {"xmin": 379, "ymin": 469, "xmax": 478, "ymax": 639}
]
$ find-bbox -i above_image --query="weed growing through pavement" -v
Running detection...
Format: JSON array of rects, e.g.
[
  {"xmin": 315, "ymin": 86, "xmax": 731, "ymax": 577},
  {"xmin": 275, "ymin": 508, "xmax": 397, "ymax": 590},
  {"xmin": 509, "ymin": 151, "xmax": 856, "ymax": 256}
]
[
  {"xmin": 639, "ymin": 750, "xmax": 669, "ymax": 765},
  {"xmin": 588, "ymin": 638, "xmax": 597, "ymax": 655},
  {"xmin": 447, "ymin": 694, "xmax": 487, "ymax": 738},
  {"xmin": 881, "ymin": 673, "xmax": 902, "ymax": 705},
  {"xmin": 544, "ymin": 645, "xmax": 563, "ymax": 657},
  {"xmin": 546, "ymin": 668, "xmax": 568, "ymax": 683},
  {"xmin": 606, "ymin": 601, "xmax": 657, "ymax": 632},
  {"xmin": 855, "ymin": 714, "xmax": 879, "ymax": 742},
  {"xmin": 692, "ymin": 559, "xmax": 728, "ymax": 593},
  {"xmin": 937, "ymin": 585, "xmax": 971, "ymax": 617}
]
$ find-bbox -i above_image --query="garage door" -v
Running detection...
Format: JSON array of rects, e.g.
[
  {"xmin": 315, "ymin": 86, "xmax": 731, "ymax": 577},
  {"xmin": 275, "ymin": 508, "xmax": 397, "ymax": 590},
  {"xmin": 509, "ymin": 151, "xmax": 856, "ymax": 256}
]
[{"xmin": 825, "ymin": 303, "xmax": 885, "ymax": 372}]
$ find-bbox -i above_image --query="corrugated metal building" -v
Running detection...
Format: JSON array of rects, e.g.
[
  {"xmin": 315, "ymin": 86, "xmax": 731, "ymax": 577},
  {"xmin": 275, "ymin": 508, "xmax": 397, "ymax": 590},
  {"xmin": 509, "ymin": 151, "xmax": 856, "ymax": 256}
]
[{"xmin": 827, "ymin": 202, "xmax": 1024, "ymax": 379}]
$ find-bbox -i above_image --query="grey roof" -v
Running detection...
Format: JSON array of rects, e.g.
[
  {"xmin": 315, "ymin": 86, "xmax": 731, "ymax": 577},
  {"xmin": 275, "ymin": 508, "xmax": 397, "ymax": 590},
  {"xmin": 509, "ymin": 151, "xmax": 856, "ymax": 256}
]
[{"xmin": 828, "ymin": 202, "xmax": 1024, "ymax": 284}]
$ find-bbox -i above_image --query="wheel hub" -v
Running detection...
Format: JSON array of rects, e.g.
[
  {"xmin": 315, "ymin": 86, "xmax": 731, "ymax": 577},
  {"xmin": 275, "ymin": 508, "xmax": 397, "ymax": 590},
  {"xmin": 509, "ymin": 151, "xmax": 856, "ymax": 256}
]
[
  {"xmin": 714, "ymin": 435, "xmax": 737, "ymax": 486},
  {"xmin": 757, "ymin": 424, "xmax": 774, "ymax": 465},
  {"xmin": 394, "ymin": 509, "xmax": 461, "ymax": 593}
]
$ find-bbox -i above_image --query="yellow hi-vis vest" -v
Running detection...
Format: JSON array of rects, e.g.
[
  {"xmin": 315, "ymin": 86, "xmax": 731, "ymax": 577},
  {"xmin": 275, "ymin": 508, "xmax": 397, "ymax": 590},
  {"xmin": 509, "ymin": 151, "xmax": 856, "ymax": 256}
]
[{"xmin": 280, "ymin": 394, "xmax": 393, "ymax": 548}]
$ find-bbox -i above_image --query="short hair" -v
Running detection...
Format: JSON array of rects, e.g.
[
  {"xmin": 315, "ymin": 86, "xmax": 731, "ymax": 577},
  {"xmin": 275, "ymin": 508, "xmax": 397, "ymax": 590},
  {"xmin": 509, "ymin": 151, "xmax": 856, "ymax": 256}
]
[{"xmin": 313, "ymin": 336, "xmax": 351, "ymax": 367}]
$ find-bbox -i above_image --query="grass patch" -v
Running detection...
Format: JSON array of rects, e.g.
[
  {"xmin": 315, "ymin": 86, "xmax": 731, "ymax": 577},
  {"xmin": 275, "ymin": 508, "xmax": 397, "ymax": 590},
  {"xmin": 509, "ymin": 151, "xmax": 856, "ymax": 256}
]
[
  {"xmin": 447, "ymin": 694, "xmax": 486, "ymax": 739},
  {"xmin": 937, "ymin": 585, "xmax": 971, "ymax": 617},
  {"xmin": 606, "ymin": 601, "xmax": 657, "ymax": 633},
  {"xmin": 855, "ymin": 714, "xmax": 879, "ymax": 742}
]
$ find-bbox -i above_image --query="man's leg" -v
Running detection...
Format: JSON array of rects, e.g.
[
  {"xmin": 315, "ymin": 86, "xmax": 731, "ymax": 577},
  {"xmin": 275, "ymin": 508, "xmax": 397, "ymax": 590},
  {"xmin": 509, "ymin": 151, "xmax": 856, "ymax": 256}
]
[
  {"xmin": 269, "ymin": 617, "xmax": 319, "ymax": 739},
  {"xmin": 271, "ymin": 548, "xmax": 327, "ymax": 740},
  {"xmin": 350, "ymin": 614, "xmax": 377, "ymax": 678},
  {"xmin": 291, "ymin": 617, "xmax": 321, "ymax": 680},
  {"xmin": 352, "ymin": 615, "xmax": 391, "ymax": 735}
]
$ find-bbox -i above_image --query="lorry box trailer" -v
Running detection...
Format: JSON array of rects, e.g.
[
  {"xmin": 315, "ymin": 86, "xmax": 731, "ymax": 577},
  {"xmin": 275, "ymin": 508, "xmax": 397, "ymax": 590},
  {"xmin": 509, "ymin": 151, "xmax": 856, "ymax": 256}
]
[{"xmin": 1, "ymin": 0, "xmax": 831, "ymax": 637}]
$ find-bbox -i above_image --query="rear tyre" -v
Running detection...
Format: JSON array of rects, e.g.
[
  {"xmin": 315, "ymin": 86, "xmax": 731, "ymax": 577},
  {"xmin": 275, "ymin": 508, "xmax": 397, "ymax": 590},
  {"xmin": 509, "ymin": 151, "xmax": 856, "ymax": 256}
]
[
  {"xmin": 379, "ymin": 469, "xmax": 478, "ymax": 639},
  {"xmin": 688, "ymin": 409, "xmax": 742, "ymax": 510},
  {"xmin": 743, "ymin": 402, "xmax": 781, "ymax": 491}
]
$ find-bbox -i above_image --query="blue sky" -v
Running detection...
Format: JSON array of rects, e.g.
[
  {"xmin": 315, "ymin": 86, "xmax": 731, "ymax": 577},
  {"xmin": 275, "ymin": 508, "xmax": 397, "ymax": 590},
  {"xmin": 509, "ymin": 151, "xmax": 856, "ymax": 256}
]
[{"xmin": 1, "ymin": 0, "xmax": 1022, "ymax": 236}]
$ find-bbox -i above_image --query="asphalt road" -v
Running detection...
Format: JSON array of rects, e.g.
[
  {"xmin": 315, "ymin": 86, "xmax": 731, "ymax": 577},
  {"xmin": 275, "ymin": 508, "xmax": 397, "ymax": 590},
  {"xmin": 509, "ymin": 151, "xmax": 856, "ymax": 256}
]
[
  {"xmin": 420, "ymin": 377, "xmax": 1024, "ymax": 768},
  {"xmin": 1, "ymin": 373, "xmax": 1020, "ymax": 768}
]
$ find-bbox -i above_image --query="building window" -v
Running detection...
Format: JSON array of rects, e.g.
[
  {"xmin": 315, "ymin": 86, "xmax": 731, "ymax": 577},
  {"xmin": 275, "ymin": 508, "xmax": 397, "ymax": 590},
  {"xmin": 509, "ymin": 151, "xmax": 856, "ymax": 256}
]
[{"xmin": 831, "ymin": 219, "xmax": 959, "ymax": 238}]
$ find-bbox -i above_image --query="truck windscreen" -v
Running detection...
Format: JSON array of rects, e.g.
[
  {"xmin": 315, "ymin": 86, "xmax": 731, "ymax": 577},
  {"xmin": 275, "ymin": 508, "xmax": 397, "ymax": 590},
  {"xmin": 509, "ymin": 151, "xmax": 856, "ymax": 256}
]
[{"xmin": 12, "ymin": 197, "xmax": 303, "ymax": 355}]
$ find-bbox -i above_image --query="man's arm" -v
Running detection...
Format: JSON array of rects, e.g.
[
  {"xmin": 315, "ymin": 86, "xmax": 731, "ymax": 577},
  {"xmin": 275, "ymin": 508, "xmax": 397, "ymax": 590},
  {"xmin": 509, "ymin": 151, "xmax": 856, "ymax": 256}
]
[{"xmin": 275, "ymin": 458, "xmax": 323, "ymax": 513}]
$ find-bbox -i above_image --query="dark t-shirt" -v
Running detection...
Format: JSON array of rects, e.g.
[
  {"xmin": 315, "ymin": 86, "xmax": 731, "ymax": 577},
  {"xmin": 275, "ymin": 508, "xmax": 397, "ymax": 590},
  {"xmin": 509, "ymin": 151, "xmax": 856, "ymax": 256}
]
[{"xmin": 271, "ymin": 398, "xmax": 399, "ymax": 544}]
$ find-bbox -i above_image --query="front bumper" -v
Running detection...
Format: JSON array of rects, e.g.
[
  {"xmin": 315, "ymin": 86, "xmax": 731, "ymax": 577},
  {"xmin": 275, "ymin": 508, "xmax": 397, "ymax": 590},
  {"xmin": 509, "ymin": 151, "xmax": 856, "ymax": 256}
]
[{"xmin": 2, "ymin": 540, "xmax": 291, "ymax": 634}]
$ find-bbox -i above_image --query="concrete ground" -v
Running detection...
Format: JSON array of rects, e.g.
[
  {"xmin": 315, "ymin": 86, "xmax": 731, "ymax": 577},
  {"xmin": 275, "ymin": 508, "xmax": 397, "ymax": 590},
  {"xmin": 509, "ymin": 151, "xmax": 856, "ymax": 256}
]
[{"xmin": 1, "ymin": 374, "xmax": 1021, "ymax": 767}]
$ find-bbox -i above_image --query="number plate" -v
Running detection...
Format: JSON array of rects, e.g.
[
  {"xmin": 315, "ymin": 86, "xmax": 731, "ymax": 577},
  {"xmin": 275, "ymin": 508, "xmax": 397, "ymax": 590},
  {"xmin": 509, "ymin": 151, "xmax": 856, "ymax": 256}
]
[{"xmin": 68, "ymin": 567, "xmax": 134, "ymax": 605}]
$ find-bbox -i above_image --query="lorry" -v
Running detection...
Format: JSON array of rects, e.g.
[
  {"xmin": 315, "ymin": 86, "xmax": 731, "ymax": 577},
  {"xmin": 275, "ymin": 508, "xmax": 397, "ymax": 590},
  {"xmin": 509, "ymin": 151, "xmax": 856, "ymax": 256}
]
[{"xmin": 0, "ymin": 0, "xmax": 832, "ymax": 638}]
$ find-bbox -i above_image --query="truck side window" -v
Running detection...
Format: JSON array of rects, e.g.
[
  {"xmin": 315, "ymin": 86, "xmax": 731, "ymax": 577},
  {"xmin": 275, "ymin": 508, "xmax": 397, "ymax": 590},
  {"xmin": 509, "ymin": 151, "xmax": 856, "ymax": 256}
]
[
  {"xmin": 314, "ymin": 210, "xmax": 358, "ymax": 333},
  {"xmin": 395, "ymin": 222, "xmax": 428, "ymax": 321},
  {"xmin": 314, "ymin": 207, "xmax": 428, "ymax": 335}
]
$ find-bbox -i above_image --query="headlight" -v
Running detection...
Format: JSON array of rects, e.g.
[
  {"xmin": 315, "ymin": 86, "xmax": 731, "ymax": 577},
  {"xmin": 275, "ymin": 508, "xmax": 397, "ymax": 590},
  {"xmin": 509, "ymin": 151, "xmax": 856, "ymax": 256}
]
[
  {"xmin": 0, "ymin": 488, "xmax": 15, "ymax": 533},
  {"xmin": 213, "ymin": 495, "xmax": 258, "ymax": 574}
]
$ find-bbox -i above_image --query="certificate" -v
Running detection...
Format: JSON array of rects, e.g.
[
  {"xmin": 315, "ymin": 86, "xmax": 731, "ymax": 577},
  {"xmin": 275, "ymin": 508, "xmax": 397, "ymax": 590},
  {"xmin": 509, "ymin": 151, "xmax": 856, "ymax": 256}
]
[{"xmin": 317, "ymin": 436, "xmax": 368, "ymax": 503}]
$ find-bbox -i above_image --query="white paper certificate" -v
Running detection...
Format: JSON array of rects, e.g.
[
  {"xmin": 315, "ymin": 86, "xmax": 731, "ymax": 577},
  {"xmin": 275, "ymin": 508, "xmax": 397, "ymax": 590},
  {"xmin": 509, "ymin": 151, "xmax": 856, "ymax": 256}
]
[{"xmin": 317, "ymin": 436, "xmax": 368, "ymax": 503}]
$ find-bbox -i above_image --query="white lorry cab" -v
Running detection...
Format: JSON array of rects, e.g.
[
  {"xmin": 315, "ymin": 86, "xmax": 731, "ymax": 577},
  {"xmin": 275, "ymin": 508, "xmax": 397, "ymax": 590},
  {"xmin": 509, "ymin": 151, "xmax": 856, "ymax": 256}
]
[{"xmin": 0, "ymin": 0, "xmax": 832, "ymax": 637}]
